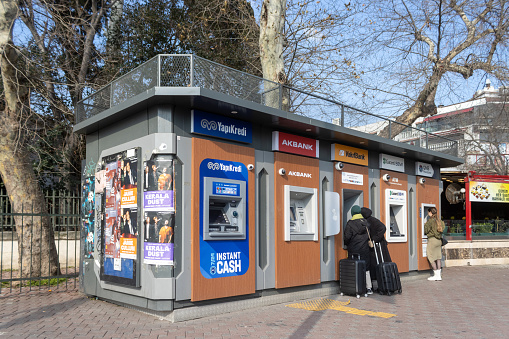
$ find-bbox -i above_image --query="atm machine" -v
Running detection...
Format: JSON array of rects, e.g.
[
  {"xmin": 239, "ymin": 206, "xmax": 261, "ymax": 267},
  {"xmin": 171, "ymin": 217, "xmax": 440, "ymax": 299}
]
[
  {"xmin": 385, "ymin": 189, "xmax": 408, "ymax": 243},
  {"xmin": 283, "ymin": 185, "xmax": 318, "ymax": 241},
  {"xmin": 203, "ymin": 178, "xmax": 246, "ymax": 241}
]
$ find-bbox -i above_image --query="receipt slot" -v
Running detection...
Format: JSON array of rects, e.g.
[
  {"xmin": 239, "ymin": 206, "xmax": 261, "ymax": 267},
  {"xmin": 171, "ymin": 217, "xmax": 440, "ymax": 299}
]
[
  {"xmin": 284, "ymin": 185, "xmax": 318, "ymax": 241},
  {"xmin": 385, "ymin": 189, "xmax": 407, "ymax": 243},
  {"xmin": 203, "ymin": 177, "xmax": 246, "ymax": 240}
]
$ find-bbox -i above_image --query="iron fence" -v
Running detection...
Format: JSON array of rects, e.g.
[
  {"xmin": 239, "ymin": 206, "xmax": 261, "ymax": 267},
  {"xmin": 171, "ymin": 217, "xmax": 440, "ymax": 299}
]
[
  {"xmin": 75, "ymin": 54, "xmax": 459, "ymax": 157},
  {"xmin": 0, "ymin": 187, "xmax": 80, "ymax": 294}
]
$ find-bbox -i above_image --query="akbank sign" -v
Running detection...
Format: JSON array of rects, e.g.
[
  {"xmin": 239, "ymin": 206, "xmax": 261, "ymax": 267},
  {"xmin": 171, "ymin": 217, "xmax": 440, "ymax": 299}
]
[{"xmin": 191, "ymin": 110, "xmax": 252, "ymax": 143}]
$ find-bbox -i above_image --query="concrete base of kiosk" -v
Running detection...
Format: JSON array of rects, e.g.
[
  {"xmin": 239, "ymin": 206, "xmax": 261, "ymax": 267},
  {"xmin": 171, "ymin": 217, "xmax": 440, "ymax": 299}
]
[{"xmin": 97, "ymin": 282, "xmax": 340, "ymax": 323}]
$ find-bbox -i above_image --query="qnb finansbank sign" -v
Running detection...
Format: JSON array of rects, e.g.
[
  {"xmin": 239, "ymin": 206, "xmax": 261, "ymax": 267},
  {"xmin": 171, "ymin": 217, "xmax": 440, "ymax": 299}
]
[
  {"xmin": 191, "ymin": 110, "xmax": 252, "ymax": 144},
  {"xmin": 272, "ymin": 131, "xmax": 319, "ymax": 158}
]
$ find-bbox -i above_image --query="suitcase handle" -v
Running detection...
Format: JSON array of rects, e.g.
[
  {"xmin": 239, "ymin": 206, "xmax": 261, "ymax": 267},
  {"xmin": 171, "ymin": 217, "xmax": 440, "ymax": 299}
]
[{"xmin": 351, "ymin": 253, "xmax": 361, "ymax": 260}]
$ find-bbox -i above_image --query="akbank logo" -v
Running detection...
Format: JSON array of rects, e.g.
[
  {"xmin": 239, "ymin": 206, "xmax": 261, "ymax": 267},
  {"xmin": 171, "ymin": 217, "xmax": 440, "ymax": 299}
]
[
  {"xmin": 339, "ymin": 150, "xmax": 345, "ymax": 156},
  {"xmin": 201, "ymin": 119, "xmax": 218, "ymax": 131}
]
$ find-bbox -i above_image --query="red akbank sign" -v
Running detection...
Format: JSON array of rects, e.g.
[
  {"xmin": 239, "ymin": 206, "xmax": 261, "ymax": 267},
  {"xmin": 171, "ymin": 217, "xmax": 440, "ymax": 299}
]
[{"xmin": 272, "ymin": 131, "xmax": 319, "ymax": 158}]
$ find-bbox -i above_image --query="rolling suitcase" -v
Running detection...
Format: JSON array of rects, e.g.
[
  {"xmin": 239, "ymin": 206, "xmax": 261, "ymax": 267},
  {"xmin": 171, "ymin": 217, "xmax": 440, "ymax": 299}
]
[
  {"xmin": 374, "ymin": 242, "xmax": 402, "ymax": 295},
  {"xmin": 339, "ymin": 254, "xmax": 368, "ymax": 298}
]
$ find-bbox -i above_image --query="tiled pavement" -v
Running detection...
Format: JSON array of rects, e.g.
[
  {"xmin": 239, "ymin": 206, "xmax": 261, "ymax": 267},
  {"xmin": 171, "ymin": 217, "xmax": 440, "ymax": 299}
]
[{"xmin": 1, "ymin": 265, "xmax": 509, "ymax": 338}]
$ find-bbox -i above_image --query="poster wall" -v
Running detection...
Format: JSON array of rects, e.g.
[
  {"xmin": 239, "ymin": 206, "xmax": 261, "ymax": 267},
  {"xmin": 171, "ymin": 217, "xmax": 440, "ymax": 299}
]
[
  {"xmin": 142, "ymin": 156, "xmax": 175, "ymax": 265},
  {"xmin": 100, "ymin": 148, "xmax": 140, "ymax": 286}
]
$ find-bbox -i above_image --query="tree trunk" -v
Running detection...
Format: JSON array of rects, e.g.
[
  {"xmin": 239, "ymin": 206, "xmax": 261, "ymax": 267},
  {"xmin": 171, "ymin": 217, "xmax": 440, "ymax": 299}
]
[
  {"xmin": 259, "ymin": 0, "xmax": 289, "ymax": 111},
  {"xmin": 378, "ymin": 70, "xmax": 441, "ymax": 139},
  {"xmin": 1, "ymin": 1, "xmax": 60, "ymax": 278}
]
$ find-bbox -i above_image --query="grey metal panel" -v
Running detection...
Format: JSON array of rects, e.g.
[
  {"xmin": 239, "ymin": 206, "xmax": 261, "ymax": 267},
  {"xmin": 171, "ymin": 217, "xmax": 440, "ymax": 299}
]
[
  {"xmin": 368, "ymin": 169, "xmax": 381, "ymax": 218},
  {"xmin": 408, "ymin": 175, "xmax": 418, "ymax": 271},
  {"xmin": 82, "ymin": 259, "xmax": 98, "ymax": 296},
  {"xmin": 255, "ymin": 150, "xmax": 275, "ymax": 290},
  {"xmin": 175, "ymin": 136, "xmax": 192, "ymax": 301},
  {"xmin": 148, "ymin": 104, "xmax": 175, "ymax": 134},
  {"xmin": 319, "ymin": 160, "xmax": 336, "ymax": 282},
  {"xmin": 97, "ymin": 108, "xmax": 149, "ymax": 152},
  {"xmin": 85, "ymin": 132, "xmax": 100, "ymax": 170}
]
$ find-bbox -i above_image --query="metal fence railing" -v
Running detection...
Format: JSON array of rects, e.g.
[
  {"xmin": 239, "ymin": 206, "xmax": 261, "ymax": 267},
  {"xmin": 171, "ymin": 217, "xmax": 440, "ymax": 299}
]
[
  {"xmin": 0, "ymin": 186, "xmax": 80, "ymax": 294},
  {"xmin": 75, "ymin": 54, "xmax": 459, "ymax": 157}
]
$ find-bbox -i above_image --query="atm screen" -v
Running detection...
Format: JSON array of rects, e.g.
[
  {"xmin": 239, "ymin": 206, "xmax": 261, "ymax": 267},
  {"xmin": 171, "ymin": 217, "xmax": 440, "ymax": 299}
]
[
  {"xmin": 389, "ymin": 207, "xmax": 401, "ymax": 236},
  {"xmin": 209, "ymin": 209, "xmax": 228, "ymax": 224}
]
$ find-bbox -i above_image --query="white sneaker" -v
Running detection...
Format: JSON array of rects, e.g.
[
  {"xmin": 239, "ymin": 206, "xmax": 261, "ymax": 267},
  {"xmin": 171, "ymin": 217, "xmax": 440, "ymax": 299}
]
[{"xmin": 367, "ymin": 288, "xmax": 373, "ymax": 295}]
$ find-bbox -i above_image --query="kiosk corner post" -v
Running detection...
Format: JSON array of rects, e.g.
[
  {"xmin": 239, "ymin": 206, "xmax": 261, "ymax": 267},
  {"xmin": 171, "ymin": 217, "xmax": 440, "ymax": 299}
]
[{"xmin": 465, "ymin": 180, "xmax": 472, "ymax": 241}]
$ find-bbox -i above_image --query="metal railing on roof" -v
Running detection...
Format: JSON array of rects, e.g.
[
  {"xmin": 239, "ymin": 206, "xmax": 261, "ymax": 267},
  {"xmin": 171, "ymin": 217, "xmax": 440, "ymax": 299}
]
[{"xmin": 75, "ymin": 54, "xmax": 458, "ymax": 157}]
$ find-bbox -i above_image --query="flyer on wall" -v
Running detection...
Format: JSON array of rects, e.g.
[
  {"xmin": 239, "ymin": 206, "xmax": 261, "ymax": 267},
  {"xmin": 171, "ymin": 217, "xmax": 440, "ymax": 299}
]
[{"xmin": 142, "ymin": 155, "xmax": 175, "ymax": 266}]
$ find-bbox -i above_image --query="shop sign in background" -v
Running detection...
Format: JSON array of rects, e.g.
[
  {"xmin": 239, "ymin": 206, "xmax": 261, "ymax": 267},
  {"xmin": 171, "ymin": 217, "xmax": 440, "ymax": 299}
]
[{"xmin": 470, "ymin": 181, "xmax": 509, "ymax": 203}]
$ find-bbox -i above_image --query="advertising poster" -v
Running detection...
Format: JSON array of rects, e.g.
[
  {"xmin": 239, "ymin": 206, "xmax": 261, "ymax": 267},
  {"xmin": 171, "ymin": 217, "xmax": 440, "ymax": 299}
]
[
  {"xmin": 470, "ymin": 181, "xmax": 509, "ymax": 203},
  {"xmin": 143, "ymin": 211, "xmax": 174, "ymax": 265},
  {"xmin": 142, "ymin": 156, "xmax": 175, "ymax": 266},
  {"xmin": 143, "ymin": 157, "xmax": 174, "ymax": 211},
  {"xmin": 100, "ymin": 149, "xmax": 139, "ymax": 286},
  {"xmin": 81, "ymin": 177, "xmax": 95, "ymax": 259}
]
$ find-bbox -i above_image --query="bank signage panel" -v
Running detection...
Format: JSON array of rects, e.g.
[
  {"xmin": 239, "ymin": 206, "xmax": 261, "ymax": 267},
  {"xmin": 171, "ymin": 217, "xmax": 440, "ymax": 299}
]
[
  {"xmin": 380, "ymin": 153, "xmax": 405, "ymax": 173},
  {"xmin": 416, "ymin": 162, "xmax": 434, "ymax": 177},
  {"xmin": 272, "ymin": 131, "xmax": 319, "ymax": 158},
  {"xmin": 191, "ymin": 110, "xmax": 252, "ymax": 143},
  {"xmin": 331, "ymin": 144, "xmax": 368, "ymax": 166}
]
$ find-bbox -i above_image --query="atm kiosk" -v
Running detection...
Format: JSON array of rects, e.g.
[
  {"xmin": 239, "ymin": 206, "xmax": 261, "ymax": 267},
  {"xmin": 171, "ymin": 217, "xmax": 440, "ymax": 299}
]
[{"xmin": 75, "ymin": 55, "xmax": 463, "ymax": 321}]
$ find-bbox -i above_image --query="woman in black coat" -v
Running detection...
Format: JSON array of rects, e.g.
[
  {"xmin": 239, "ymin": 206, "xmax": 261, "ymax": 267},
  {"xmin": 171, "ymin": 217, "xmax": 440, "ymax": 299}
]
[
  {"xmin": 361, "ymin": 207, "xmax": 392, "ymax": 283},
  {"xmin": 344, "ymin": 205, "xmax": 373, "ymax": 294}
]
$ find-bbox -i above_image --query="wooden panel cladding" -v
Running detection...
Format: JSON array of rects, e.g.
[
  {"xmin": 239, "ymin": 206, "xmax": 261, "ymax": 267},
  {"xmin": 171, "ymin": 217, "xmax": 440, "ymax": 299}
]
[
  {"xmin": 380, "ymin": 170, "xmax": 409, "ymax": 273},
  {"xmin": 416, "ymin": 177, "xmax": 440, "ymax": 271},
  {"xmin": 274, "ymin": 152, "xmax": 320, "ymax": 289},
  {"xmin": 333, "ymin": 163, "xmax": 369, "ymax": 281},
  {"xmin": 191, "ymin": 138, "xmax": 255, "ymax": 302}
]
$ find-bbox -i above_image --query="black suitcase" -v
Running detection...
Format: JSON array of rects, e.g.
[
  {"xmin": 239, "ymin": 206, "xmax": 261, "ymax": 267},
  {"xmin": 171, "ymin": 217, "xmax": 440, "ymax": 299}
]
[
  {"xmin": 374, "ymin": 242, "xmax": 402, "ymax": 295},
  {"xmin": 339, "ymin": 254, "xmax": 367, "ymax": 298}
]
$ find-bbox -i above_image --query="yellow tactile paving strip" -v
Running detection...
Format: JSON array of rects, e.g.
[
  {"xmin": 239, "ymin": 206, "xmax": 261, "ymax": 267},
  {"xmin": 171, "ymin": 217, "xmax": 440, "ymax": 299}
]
[{"xmin": 286, "ymin": 299, "xmax": 396, "ymax": 319}]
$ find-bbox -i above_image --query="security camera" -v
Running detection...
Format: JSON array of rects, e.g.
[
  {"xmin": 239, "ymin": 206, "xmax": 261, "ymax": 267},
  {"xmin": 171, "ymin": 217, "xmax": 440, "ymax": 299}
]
[
  {"xmin": 335, "ymin": 162, "xmax": 344, "ymax": 171},
  {"xmin": 279, "ymin": 168, "xmax": 286, "ymax": 176},
  {"xmin": 247, "ymin": 164, "xmax": 255, "ymax": 171},
  {"xmin": 419, "ymin": 178, "xmax": 426, "ymax": 184},
  {"xmin": 383, "ymin": 174, "xmax": 391, "ymax": 182}
]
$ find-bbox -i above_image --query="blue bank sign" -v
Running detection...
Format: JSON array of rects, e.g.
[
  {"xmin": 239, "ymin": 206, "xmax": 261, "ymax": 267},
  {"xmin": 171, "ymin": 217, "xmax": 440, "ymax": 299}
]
[{"xmin": 191, "ymin": 110, "xmax": 252, "ymax": 143}]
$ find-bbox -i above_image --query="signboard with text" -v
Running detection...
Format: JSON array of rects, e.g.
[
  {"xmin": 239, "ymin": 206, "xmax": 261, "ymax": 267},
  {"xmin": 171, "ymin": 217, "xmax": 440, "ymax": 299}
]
[
  {"xmin": 331, "ymin": 144, "xmax": 368, "ymax": 166},
  {"xmin": 470, "ymin": 181, "xmax": 509, "ymax": 203},
  {"xmin": 272, "ymin": 131, "xmax": 319, "ymax": 158}
]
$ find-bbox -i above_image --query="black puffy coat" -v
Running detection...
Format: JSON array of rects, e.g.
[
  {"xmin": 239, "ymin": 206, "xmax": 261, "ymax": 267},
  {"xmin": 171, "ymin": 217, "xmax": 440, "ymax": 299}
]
[
  {"xmin": 361, "ymin": 207, "xmax": 392, "ymax": 279},
  {"xmin": 344, "ymin": 215, "xmax": 371, "ymax": 268}
]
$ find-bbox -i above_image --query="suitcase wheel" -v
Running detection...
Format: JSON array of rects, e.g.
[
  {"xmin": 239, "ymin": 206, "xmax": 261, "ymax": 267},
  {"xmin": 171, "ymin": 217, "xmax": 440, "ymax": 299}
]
[
  {"xmin": 340, "ymin": 292, "xmax": 344, "ymax": 296},
  {"xmin": 364, "ymin": 293, "xmax": 368, "ymax": 297},
  {"xmin": 356, "ymin": 294, "xmax": 360, "ymax": 299}
]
